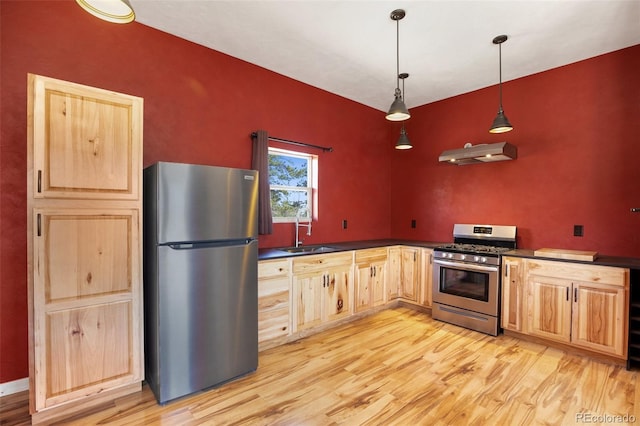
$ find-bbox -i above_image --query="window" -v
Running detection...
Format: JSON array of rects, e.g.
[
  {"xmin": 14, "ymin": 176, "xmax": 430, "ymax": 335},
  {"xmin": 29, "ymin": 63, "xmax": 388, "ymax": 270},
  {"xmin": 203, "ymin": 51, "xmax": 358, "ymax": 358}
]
[{"xmin": 268, "ymin": 147, "xmax": 317, "ymax": 223}]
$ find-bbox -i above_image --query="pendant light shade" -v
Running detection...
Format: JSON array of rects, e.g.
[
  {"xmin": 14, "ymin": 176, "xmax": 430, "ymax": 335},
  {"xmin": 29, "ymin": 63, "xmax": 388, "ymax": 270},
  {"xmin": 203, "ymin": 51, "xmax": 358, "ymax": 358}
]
[
  {"xmin": 395, "ymin": 124, "xmax": 412, "ymax": 150},
  {"xmin": 489, "ymin": 35, "xmax": 513, "ymax": 133},
  {"xmin": 76, "ymin": 0, "xmax": 135, "ymax": 24},
  {"xmin": 387, "ymin": 88, "xmax": 410, "ymax": 121},
  {"xmin": 386, "ymin": 9, "xmax": 410, "ymax": 121},
  {"xmin": 490, "ymin": 109, "xmax": 513, "ymax": 134}
]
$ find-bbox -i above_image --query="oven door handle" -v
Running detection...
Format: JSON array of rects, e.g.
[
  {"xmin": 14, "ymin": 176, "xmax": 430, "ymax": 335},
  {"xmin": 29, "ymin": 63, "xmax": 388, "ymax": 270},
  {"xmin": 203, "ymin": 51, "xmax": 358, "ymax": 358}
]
[{"xmin": 434, "ymin": 259, "xmax": 499, "ymax": 273}]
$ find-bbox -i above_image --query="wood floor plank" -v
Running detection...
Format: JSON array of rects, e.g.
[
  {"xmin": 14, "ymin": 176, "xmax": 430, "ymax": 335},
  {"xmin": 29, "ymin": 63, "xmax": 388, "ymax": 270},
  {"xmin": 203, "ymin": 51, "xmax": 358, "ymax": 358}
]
[{"xmin": 2, "ymin": 306, "xmax": 638, "ymax": 425}]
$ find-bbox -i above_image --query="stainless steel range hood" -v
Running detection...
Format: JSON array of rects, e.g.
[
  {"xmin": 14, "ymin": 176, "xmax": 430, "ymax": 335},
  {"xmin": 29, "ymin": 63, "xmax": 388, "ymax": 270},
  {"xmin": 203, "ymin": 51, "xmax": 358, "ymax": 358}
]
[{"xmin": 439, "ymin": 142, "xmax": 517, "ymax": 165}]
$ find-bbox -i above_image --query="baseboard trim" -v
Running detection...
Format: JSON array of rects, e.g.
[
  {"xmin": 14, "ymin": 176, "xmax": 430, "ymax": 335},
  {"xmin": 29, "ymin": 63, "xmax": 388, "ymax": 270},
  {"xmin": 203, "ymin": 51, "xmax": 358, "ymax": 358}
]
[{"xmin": 0, "ymin": 377, "xmax": 29, "ymax": 396}]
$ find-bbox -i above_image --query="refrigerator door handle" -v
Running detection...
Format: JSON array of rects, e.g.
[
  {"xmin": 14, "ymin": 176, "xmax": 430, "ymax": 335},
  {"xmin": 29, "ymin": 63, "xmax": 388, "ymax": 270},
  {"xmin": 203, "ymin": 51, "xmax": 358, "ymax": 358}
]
[{"xmin": 167, "ymin": 239, "xmax": 255, "ymax": 250}]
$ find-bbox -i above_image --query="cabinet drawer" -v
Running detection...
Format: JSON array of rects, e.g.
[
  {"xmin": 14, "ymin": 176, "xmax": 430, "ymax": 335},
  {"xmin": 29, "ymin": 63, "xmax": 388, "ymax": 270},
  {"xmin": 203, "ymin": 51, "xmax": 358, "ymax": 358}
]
[
  {"xmin": 526, "ymin": 259, "xmax": 628, "ymax": 287},
  {"xmin": 293, "ymin": 252, "xmax": 353, "ymax": 274},
  {"xmin": 258, "ymin": 279, "xmax": 289, "ymax": 312},
  {"xmin": 258, "ymin": 259, "xmax": 290, "ymax": 279},
  {"xmin": 355, "ymin": 248, "xmax": 387, "ymax": 263},
  {"xmin": 258, "ymin": 308, "xmax": 289, "ymax": 342}
]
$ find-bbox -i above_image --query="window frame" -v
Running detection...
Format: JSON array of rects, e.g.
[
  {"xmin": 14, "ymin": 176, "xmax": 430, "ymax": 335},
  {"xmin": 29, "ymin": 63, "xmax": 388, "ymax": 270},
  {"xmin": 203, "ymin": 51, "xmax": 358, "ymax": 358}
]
[{"xmin": 268, "ymin": 147, "xmax": 318, "ymax": 224}]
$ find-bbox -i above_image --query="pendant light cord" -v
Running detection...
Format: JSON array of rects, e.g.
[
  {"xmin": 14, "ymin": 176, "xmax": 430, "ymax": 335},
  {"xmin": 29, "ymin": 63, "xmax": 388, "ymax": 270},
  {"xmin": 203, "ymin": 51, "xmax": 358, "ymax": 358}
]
[
  {"xmin": 396, "ymin": 18, "xmax": 400, "ymax": 95},
  {"xmin": 498, "ymin": 42, "xmax": 503, "ymax": 112}
]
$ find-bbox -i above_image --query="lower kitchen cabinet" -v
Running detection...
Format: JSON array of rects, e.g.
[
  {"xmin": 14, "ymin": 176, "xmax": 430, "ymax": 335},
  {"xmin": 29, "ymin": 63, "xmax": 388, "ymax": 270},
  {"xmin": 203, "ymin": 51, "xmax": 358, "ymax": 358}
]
[
  {"xmin": 258, "ymin": 259, "xmax": 291, "ymax": 346},
  {"xmin": 355, "ymin": 248, "xmax": 387, "ymax": 313},
  {"xmin": 511, "ymin": 258, "xmax": 629, "ymax": 359},
  {"xmin": 293, "ymin": 252, "xmax": 353, "ymax": 331}
]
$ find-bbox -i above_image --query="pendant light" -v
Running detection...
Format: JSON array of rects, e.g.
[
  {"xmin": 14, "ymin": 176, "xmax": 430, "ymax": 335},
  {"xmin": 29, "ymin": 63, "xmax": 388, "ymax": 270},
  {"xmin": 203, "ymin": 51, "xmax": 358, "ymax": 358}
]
[
  {"xmin": 76, "ymin": 0, "xmax": 135, "ymax": 24},
  {"xmin": 395, "ymin": 73, "xmax": 412, "ymax": 149},
  {"xmin": 386, "ymin": 9, "xmax": 410, "ymax": 121},
  {"xmin": 489, "ymin": 35, "xmax": 513, "ymax": 133},
  {"xmin": 396, "ymin": 125, "xmax": 412, "ymax": 150}
]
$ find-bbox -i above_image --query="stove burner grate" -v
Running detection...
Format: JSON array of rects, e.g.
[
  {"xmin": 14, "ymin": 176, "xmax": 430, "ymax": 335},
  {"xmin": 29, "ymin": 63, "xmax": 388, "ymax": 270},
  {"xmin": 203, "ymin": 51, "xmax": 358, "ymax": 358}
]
[{"xmin": 436, "ymin": 243, "xmax": 512, "ymax": 256}]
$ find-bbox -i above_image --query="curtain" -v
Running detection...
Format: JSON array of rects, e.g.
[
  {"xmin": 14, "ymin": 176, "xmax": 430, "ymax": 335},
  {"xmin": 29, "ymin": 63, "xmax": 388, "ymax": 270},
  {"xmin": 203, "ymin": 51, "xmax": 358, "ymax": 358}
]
[{"xmin": 252, "ymin": 130, "xmax": 273, "ymax": 235}]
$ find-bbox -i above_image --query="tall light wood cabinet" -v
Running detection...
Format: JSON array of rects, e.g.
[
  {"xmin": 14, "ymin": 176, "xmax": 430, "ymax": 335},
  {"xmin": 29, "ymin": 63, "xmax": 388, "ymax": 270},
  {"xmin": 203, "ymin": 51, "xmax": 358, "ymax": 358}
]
[{"xmin": 27, "ymin": 74, "xmax": 143, "ymax": 424}]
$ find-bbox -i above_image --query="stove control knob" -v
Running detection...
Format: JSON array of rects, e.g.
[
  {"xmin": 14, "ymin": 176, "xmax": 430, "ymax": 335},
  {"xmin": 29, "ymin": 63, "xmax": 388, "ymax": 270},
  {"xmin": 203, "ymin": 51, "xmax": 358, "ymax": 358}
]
[
  {"xmin": 474, "ymin": 256, "xmax": 480, "ymax": 262},
  {"xmin": 460, "ymin": 254, "xmax": 466, "ymax": 261},
  {"xmin": 447, "ymin": 253, "xmax": 454, "ymax": 259},
  {"xmin": 480, "ymin": 257, "xmax": 487, "ymax": 263}
]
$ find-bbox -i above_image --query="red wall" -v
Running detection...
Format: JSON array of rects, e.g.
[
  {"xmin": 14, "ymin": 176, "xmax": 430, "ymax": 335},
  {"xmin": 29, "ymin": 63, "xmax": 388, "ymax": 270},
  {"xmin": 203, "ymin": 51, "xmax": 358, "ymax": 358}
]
[
  {"xmin": 0, "ymin": 1, "xmax": 392, "ymax": 383},
  {"xmin": 391, "ymin": 45, "xmax": 640, "ymax": 257}
]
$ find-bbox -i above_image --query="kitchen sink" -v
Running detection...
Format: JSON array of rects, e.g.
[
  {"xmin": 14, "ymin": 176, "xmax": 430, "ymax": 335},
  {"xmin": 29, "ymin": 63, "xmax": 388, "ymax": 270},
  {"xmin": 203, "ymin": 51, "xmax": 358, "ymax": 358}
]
[{"xmin": 280, "ymin": 245, "xmax": 339, "ymax": 254}]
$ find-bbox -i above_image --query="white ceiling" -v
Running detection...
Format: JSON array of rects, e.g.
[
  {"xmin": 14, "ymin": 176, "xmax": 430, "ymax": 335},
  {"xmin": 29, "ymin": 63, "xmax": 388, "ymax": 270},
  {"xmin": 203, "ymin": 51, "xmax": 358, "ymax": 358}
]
[{"xmin": 131, "ymin": 0, "xmax": 640, "ymax": 112}]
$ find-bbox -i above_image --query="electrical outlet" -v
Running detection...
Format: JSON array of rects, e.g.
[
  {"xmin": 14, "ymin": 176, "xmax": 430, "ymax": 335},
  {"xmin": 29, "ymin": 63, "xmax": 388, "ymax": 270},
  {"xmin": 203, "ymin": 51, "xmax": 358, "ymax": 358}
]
[
  {"xmin": 342, "ymin": 219, "xmax": 347, "ymax": 229},
  {"xmin": 574, "ymin": 225, "xmax": 584, "ymax": 237},
  {"xmin": 411, "ymin": 219, "xmax": 417, "ymax": 228}
]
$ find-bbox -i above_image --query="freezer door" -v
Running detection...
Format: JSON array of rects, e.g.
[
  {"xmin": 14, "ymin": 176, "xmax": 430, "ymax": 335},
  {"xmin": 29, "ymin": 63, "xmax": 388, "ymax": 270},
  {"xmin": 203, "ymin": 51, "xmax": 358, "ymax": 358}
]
[
  {"xmin": 149, "ymin": 240, "xmax": 258, "ymax": 404},
  {"xmin": 147, "ymin": 162, "xmax": 258, "ymax": 244}
]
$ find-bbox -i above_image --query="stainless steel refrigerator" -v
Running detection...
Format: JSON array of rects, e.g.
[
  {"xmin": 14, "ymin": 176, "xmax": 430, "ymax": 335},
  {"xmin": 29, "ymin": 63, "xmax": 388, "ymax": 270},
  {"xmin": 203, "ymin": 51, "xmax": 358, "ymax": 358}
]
[{"xmin": 143, "ymin": 161, "xmax": 259, "ymax": 404}]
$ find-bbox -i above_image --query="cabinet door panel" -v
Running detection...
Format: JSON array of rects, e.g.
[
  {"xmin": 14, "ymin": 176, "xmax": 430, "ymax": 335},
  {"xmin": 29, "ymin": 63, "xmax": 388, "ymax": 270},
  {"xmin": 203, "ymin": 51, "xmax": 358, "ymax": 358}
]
[
  {"xmin": 371, "ymin": 261, "xmax": 386, "ymax": 307},
  {"xmin": 400, "ymin": 248, "xmax": 418, "ymax": 301},
  {"xmin": 502, "ymin": 258, "xmax": 523, "ymax": 331},
  {"xmin": 528, "ymin": 276, "xmax": 571, "ymax": 343},
  {"xmin": 387, "ymin": 248, "xmax": 401, "ymax": 300},
  {"xmin": 295, "ymin": 275, "xmax": 323, "ymax": 330},
  {"xmin": 325, "ymin": 268, "xmax": 350, "ymax": 322},
  {"xmin": 355, "ymin": 264, "xmax": 372, "ymax": 312},
  {"xmin": 31, "ymin": 75, "xmax": 142, "ymax": 200},
  {"xmin": 419, "ymin": 249, "xmax": 433, "ymax": 307},
  {"xmin": 46, "ymin": 301, "xmax": 133, "ymax": 398},
  {"xmin": 37, "ymin": 210, "xmax": 136, "ymax": 302},
  {"xmin": 572, "ymin": 283, "xmax": 627, "ymax": 357}
]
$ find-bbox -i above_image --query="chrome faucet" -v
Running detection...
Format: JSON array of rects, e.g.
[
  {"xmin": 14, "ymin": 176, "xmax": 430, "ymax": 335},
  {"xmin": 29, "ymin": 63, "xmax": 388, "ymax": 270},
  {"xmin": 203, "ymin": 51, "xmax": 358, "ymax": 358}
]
[{"xmin": 295, "ymin": 207, "xmax": 312, "ymax": 247}]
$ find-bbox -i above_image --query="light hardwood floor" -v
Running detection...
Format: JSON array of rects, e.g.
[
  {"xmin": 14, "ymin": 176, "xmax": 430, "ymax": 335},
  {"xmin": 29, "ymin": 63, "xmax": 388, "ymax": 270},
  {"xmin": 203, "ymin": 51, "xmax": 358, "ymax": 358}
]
[{"xmin": 2, "ymin": 307, "xmax": 639, "ymax": 425}]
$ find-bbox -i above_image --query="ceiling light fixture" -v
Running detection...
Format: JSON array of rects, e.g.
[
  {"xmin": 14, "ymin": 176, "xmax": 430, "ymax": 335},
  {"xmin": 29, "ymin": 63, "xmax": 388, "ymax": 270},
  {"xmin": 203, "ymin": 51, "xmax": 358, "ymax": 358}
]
[
  {"xmin": 386, "ymin": 9, "xmax": 410, "ymax": 121},
  {"xmin": 395, "ymin": 73, "xmax": 412, "ymax": 149},
  {"xmin": 489, "ymin": 35, "xmax": 513, "ymax": 133},
  {"xmin": 76, "ymin": 0, "xmax": 135, "ymax": 24}
]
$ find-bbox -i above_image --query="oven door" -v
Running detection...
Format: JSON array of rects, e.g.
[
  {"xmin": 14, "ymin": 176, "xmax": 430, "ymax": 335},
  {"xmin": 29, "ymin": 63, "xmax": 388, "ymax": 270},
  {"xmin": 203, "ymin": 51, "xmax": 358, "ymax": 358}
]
[{"xmin": 432, "ymin": 259, "xmax": 499, "ymax": 316}]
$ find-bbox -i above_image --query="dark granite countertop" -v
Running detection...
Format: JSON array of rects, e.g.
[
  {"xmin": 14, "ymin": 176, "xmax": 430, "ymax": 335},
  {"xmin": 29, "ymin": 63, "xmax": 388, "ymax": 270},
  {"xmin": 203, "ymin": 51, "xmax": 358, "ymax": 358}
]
[
  {"xmin": 259, "ymin": 241, "xmax": 640, "ymax": 271},
  {"xmin": 503, "ymin": 249, "xmax": 640, "ymax": 270},
  {"xmin": 258, "ymin": 239, "xmax": 445, "ymax": 260}
]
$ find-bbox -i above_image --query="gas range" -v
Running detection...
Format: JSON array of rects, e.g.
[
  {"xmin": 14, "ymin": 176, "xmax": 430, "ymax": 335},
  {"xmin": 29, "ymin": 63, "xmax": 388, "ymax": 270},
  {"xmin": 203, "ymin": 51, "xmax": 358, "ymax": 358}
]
[{"xmin": 432, "ymin": 223, "xmax": 517, "ymax": 336}]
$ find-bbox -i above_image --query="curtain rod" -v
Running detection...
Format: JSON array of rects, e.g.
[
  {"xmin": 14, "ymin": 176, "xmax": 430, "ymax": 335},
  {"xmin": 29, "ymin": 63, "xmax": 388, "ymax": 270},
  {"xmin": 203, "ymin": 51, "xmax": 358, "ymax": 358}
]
[{"xmin": 251, "ymin": 132, "xmax": 333, "ymax": 152}]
